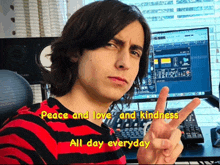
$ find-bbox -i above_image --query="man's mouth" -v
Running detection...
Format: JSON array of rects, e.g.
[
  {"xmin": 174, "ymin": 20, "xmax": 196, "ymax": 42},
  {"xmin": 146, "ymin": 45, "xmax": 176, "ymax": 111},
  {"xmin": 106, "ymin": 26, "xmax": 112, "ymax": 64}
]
[{"xmin": 108, "ymin": 77, "xmax": 128, "ymax": 84}]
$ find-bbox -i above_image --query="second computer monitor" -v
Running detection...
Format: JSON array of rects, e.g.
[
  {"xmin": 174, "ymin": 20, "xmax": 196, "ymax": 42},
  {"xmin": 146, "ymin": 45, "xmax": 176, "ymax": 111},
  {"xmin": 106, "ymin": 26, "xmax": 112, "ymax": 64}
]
[{"xmin": 133, "ymin": 27, "xmax": 212, "ymax": 102}]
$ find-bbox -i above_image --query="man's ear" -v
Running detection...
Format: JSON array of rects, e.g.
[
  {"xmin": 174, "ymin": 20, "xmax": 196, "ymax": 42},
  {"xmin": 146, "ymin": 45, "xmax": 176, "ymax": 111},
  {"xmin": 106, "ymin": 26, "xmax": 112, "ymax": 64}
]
[{"xmin": 67, "ymin": 51, "xmax": 80, "ymax": 63}]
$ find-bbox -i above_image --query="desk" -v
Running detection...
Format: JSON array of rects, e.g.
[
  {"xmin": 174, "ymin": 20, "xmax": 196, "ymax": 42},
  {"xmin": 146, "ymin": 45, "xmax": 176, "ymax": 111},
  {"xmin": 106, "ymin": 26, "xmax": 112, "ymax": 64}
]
[{"xmin": 125, "ymin": 126, "xmax": 220, "ymax": 163}]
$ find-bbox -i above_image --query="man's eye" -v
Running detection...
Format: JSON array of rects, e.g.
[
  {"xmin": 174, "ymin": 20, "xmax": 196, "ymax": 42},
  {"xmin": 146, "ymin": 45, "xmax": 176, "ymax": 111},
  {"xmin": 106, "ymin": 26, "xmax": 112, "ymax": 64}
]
[
  {"xmin": 131, "ymin": 51, "xmax": 141, "ymax": 57},
  {"xmin": 106, "ymin": 43, "xmax": 116, "ymax": 48}
]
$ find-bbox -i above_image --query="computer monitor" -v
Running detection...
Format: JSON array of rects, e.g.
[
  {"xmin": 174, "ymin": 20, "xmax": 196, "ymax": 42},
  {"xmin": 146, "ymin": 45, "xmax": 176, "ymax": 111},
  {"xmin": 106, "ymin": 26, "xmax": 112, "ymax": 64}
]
[{"xmin": 132, "ymin": 27, "xmax": 212, "ymax": 102}]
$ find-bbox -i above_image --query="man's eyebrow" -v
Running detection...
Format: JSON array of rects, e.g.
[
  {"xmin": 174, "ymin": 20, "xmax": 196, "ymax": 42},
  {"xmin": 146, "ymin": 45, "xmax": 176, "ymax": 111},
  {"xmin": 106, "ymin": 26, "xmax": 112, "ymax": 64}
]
[{"xmin": 112, "ymin": 37, "xmax": 143, "ymax": 52}]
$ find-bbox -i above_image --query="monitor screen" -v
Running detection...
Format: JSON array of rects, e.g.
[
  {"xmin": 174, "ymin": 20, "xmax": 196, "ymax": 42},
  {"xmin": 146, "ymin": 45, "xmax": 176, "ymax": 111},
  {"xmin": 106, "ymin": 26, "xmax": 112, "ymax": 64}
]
[{"xmin": 132, "ymin": 27, "xmax": 212, "ymax": 102}]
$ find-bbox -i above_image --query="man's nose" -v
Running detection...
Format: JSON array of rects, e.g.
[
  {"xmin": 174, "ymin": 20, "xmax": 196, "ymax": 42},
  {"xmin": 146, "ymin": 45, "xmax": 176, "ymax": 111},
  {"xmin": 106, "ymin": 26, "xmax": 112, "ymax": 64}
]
[{"xmin": 115, "ymin": 48, "xmax": 131, "ymax": 70}]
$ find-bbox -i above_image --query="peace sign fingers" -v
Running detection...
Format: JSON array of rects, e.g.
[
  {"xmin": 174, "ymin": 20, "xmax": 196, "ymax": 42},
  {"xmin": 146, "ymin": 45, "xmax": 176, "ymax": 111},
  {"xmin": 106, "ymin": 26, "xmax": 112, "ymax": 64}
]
[{"xmin": 169, "ymin": 98, "xmax": 201, "ymax": 129}]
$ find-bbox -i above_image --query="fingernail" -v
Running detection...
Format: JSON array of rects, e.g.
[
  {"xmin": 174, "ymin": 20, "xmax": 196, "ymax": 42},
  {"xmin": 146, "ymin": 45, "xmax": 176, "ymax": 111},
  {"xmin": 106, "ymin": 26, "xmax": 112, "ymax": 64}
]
[
  {"xmin": 165, "ymin": 157, "xmax": 171, "ymax": 163},
  {"xmin": 151, "ymin": 132, "xmax": 155, "ymax": 139}
]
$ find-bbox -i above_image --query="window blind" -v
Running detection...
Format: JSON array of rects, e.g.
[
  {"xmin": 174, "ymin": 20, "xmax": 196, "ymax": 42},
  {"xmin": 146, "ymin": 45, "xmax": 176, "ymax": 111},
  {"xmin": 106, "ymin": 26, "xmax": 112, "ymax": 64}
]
[{"xmin": 14, "ymin": 0, "xmax": 68, "ymax": 37}]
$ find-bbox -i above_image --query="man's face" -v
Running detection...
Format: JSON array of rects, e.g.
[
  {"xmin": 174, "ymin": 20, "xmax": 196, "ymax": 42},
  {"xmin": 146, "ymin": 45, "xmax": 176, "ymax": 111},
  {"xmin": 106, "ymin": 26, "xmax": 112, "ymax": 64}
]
[{"xmin": 76, "ymin": 21, "xmax": 145, "ymax": 103}]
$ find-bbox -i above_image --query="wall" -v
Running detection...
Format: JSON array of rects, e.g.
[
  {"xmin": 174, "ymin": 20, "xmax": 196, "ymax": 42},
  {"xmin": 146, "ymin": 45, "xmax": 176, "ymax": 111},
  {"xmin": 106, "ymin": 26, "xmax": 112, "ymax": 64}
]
[{"xmin": 0, "ymin": 0, "xmax": 15, "ymax": 38}]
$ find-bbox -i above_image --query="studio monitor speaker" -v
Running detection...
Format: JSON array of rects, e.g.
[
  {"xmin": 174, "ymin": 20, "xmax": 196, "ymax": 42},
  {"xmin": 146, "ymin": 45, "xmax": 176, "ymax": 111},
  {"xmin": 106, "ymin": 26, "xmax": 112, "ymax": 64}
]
[{"xmin": 0, "ymin": 37, "xmax": 57, "ymax": 84}]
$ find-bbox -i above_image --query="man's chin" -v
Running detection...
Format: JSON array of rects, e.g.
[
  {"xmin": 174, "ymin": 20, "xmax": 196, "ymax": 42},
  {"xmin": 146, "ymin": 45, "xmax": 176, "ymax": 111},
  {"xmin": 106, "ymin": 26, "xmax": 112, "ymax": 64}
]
[
  {"xmin": 110, "ymin": 95, "xmax": 125, "ymax": 102},
  {"xmin": 102, "ymin": 95, "xmax": 124, "ymax": 103}
]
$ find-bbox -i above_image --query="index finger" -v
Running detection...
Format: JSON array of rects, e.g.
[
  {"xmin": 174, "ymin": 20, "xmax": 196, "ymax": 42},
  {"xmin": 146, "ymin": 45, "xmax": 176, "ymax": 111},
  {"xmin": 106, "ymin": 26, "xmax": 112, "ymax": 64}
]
[
  {"xmin": 169, "ymin": 98, "xmax": 201, "ymax": 128},
  {"xmin": 154, "ymin": 86, "xmax": 169, "ymax": 115}
]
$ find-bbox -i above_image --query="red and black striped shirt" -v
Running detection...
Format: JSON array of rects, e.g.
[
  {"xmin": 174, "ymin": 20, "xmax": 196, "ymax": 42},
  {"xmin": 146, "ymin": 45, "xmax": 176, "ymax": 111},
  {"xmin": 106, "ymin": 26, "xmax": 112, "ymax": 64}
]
[{"xmin": 0, "ymin": 97, "xmax": 126, "ymax": 164}]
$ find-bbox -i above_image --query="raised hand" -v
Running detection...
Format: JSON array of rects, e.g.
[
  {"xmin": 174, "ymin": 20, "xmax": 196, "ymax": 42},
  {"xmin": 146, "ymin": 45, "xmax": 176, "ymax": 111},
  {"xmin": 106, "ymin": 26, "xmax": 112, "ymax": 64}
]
[{"xmin": 137, "ymin": 86, "xmax": 201, "ymax": 164}]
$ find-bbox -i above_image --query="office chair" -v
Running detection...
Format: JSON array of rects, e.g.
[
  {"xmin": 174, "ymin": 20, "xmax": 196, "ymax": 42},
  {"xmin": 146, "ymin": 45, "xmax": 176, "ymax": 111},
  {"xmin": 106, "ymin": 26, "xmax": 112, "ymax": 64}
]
[{"xmin": 0, "ymin": 70, "xmax": 33, "ymax": 126}]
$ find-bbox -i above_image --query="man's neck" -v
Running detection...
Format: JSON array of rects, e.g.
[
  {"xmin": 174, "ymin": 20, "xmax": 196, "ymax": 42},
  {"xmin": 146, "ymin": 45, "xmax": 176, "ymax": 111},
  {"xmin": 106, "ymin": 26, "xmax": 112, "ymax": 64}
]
[{"xmin": 55, "ymin": 80, "xmax": 113, "ymax": 126}]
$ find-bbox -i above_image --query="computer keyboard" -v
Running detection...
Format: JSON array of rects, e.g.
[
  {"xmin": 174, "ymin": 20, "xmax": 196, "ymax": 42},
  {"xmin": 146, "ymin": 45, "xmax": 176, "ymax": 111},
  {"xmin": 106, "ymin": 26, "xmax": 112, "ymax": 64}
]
[
  {"xmin": 104, "ymin": 108, "xmax": 204, "ymax": 149},
  {"xmin": 179, "ymin": 110, "xmax": 204, "ymax": 144}
]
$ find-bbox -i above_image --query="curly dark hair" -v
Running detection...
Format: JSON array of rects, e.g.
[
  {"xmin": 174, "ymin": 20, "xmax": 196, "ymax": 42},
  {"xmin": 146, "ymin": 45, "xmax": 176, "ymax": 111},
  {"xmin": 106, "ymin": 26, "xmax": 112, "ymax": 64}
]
[{"xmin": 40, "ymin": 0, "xmax": 151, "ymax": 111}]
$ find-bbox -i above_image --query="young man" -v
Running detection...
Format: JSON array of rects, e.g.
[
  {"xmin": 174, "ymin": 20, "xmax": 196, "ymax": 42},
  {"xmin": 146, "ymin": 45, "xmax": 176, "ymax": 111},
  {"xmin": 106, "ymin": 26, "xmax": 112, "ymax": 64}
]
[{"xmin": 0, "ymin": 0, "xmax": 200, "ymax": 164}]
